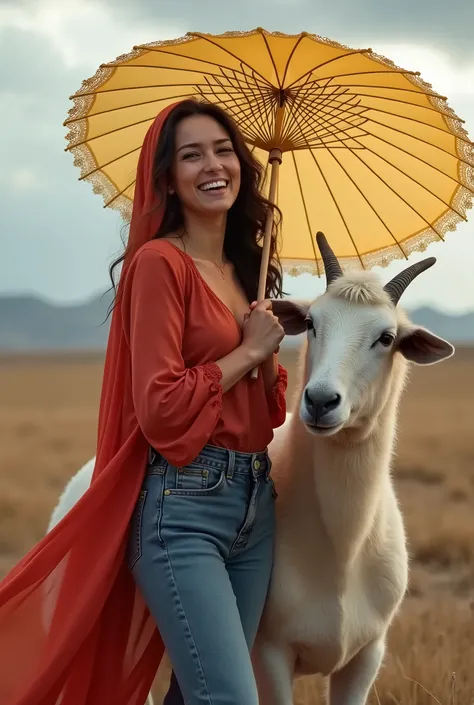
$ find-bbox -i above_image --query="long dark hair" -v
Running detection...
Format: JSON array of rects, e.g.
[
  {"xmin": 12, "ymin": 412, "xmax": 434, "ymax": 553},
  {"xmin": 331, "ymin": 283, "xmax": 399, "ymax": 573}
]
[{"xmin": 108, "ymin": 99, "xmax": 284, "ymax": 307}]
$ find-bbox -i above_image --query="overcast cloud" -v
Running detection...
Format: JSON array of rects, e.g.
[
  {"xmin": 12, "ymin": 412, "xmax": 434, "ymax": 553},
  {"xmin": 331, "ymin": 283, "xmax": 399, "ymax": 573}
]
[{"xmin": 0, "ymin": 0, "xmax": 473, "ymax": 312}]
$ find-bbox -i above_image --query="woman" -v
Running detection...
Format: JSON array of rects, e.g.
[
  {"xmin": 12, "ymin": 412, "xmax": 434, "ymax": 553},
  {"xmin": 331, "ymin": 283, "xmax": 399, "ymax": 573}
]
[{"xmin": 0, "ymin": 99, "xmax": 287, "ymax": 705}]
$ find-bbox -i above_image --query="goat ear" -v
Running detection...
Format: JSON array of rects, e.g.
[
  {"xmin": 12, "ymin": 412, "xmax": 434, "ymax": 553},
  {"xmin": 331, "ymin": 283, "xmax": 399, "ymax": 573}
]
[
  {"xmin": 397, "ymin": 325, "xmax": 455, "ymax": 365},
  {"xmin": 271, "ymin": 299, "xmax": 310, "ymax": 336}
]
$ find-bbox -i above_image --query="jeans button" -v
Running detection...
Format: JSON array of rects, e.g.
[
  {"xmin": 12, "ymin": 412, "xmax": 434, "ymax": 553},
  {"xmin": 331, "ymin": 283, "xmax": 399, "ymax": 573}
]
[{"xmin": 253, "ymin": 459, "xmax": 261, "ymax": 470}]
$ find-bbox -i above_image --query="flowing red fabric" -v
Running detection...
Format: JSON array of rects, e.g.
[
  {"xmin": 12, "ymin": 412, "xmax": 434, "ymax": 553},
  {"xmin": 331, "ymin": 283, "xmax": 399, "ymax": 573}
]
[{"xmin": 0, "ymin": 102, "xmax": 181, "ymax": 705}]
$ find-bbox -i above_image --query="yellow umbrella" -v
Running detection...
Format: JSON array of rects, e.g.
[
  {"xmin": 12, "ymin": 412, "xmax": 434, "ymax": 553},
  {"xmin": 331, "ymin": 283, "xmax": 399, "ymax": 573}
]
[{"xmin": 65, "ymin": 27, "xmax": 473, "ymax": 278}]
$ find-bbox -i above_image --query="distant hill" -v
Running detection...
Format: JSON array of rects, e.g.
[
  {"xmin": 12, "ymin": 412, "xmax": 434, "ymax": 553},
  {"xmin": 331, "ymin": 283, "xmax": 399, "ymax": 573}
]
[
  {"xmin": 0, "ymin": 292, "xmax": 473, "ymax": 352},
  {"xmin": 0, "ymin": 292, "xmax": 114, "ymax": 351}
]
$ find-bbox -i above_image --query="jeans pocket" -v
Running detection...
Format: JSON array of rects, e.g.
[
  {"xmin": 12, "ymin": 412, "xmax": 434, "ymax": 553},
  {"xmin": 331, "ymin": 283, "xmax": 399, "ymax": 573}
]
[
  {"xmin": 166, "ymin": 463, "xmax": 226, "ymax": 497},
  {"xmin": 127, "ymin": 489, "xmax": 147, "ymax": 569}
]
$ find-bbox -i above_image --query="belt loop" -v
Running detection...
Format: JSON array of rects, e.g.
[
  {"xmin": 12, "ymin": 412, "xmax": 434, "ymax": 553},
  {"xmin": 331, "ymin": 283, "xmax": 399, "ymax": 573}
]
[
  {"xmin": 226, "ymin": 450, "xmax": 235, "ymax": 479},
  {"xmin": 148, "ymin": 445, "xmax": 156, "ymax": 465},
  {"xmin": 265, "ymin": 450, "xmax": 272, "ymax": 477}
]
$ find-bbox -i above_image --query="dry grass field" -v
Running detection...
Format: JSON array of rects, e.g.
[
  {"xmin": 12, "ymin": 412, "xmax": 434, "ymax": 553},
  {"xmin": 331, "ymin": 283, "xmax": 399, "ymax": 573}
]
[{"xmin": 0, "ymin": 346, "xmax": 473, "ymax": 704}]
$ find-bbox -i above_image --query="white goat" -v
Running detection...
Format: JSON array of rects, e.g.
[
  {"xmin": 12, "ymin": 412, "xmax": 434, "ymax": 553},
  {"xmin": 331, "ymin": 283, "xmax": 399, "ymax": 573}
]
[
  {"xmin": 253, "ymin": 232, "xmax": 454, "ymax": 705},
  {"xmin": 47, "ymin": 233, "xmax": 454, "ymax": 705}
]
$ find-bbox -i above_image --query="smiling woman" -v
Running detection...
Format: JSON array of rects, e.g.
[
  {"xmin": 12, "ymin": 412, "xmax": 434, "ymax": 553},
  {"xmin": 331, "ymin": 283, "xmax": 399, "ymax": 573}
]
[
  {"xmin": 108, "ymin": 100, "xmax": 284, "ymax": 307},
  {"xmin": 0, "ymin": 98, "xmax": 288, "ymax": 705}
]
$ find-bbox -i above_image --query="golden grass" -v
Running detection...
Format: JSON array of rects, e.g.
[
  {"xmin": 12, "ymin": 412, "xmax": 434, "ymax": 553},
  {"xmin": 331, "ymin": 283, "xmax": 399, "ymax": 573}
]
[{"xmin": 0, "ymin": 347, "xmax": 473, "ymax": 704}]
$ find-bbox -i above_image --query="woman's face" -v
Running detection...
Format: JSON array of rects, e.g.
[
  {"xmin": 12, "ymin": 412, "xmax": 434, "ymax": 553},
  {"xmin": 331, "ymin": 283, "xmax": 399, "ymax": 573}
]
[{"xmin": 171, "ymin": 114, "xmax": 241, "ymax": 218}]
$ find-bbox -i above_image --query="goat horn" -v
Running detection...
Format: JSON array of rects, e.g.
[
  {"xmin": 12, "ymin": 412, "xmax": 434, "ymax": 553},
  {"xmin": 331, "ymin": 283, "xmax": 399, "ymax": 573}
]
[
  {"xmin": 316, "ymin": 231, "xmax": 343, "ymax": 286},
  {"xmin": 383, "ymin": 257, "xmax": 436, "ymax": 306}
]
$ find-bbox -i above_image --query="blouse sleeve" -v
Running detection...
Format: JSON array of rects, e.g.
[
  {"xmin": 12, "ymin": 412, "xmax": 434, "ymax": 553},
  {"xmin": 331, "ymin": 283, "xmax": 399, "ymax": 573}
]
[
  {"xmin": 127, "ymin": 247, "xmax": 223, "ymax": 467},
  {"xmin": 266, "ymin": 362, "xmax": 288, "ymax": 428}
]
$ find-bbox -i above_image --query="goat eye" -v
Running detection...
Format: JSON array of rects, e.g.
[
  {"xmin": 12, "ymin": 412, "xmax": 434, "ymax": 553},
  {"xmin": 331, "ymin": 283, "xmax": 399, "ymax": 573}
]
[
  {"xmin": 378, "ymin": 332, "xmax": 395, "ymax": 347},
  {"xmin": 305, "ymin": 318, "xmax": 316, "ymax": 336}
]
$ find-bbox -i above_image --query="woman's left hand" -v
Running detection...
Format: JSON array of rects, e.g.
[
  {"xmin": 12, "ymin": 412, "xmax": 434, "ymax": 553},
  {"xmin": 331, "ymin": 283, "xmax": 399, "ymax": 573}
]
[{"xmin": 246, "ymin": 300, "xmax": 280, "ymax": 354}]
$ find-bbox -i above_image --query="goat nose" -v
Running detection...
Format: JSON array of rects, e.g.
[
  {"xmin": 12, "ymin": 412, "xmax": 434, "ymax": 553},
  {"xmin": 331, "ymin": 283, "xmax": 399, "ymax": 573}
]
[{"xmin": 304, "ymin": 389, "xmax": 341, "ymax": 420}]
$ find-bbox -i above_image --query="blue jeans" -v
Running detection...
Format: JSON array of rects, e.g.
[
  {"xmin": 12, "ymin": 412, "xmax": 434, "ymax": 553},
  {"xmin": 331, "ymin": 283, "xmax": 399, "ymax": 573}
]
[{"xmin": 128, "ymin": 444, "xmax": 276, "ymax": 705}]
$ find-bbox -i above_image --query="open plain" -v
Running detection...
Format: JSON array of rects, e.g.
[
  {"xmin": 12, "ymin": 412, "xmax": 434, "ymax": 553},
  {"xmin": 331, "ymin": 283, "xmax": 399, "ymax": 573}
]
[{"xmin": 0, "ymin": 346, "xmax": 473, "ymax": 704}]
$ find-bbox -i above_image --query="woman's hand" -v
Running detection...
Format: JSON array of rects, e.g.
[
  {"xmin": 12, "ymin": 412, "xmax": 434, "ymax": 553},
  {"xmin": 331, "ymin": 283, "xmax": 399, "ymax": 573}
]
[{"xmin": 241, "ymin": 299, "xmax": 284, "ymax": 364}]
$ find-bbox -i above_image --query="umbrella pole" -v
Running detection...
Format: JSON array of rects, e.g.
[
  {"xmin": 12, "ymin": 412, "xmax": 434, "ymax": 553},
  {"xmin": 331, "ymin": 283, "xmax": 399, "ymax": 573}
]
[{"xmin": 250, "ymin": 148, "xmax": 282, "ymax": 379}]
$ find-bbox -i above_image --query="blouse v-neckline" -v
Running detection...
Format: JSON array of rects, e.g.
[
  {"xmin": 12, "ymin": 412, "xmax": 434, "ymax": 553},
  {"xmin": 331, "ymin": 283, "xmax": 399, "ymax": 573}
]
[{"xmin": 161, "ymin": 240, "xmax": 245, "ymax": 331}]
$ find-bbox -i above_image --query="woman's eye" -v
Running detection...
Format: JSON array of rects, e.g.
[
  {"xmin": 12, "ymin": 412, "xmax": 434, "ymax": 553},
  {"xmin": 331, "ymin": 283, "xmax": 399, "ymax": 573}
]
[
  {"xmin": 378, "ymin": 333, "xmax": 395, "ymax": 347},
  {"xmin": 182, "ymin": 152, "xmax": 200, "ymax": 160},
  {"xmin": 218, "ymin": 147, "xmax": 233, "ymax": 154}
]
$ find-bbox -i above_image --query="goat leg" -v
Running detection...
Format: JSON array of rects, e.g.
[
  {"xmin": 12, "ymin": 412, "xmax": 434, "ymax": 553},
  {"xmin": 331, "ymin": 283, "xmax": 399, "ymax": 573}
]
[
  {"xmin": 327, "ymin": 637, "xmax": 385, "ymax": 705},
  {"xmin": 252, "ymin": 636, "xmax": 295, "ymax": 705}
]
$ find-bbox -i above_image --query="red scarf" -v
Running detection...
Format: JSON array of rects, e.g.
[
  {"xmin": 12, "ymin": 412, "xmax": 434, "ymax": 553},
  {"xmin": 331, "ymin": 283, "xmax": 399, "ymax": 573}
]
[{"xmin": 0, "ymin": 102, "xmax": 181, "ymax": 705}]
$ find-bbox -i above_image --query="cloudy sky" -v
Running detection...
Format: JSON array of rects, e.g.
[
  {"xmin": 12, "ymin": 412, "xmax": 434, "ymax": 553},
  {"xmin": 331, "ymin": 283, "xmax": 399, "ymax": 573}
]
[{"xmin": 0, "ymin": 0, "xmax": 473, "ymax": 313}]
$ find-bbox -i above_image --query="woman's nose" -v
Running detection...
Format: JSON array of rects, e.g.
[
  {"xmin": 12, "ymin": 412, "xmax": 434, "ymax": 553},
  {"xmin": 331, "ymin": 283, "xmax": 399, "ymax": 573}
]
[{"xmin": 203, "ymin": 152, "xmax": 222, "ymax": 171}]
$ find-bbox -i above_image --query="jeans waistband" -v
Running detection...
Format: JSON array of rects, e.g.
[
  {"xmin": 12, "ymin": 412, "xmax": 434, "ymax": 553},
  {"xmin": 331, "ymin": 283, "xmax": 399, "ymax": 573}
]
[{"xmin": 148, "ymin": 444, "xmax": 270, "ymax": 477}]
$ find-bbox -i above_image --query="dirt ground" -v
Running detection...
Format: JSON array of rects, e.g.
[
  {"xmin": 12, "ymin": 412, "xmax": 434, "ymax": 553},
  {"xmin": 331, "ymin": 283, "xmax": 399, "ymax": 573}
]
[{"xmin": 0, "ymin": 346, "xmax": 473, "ymax": 704}]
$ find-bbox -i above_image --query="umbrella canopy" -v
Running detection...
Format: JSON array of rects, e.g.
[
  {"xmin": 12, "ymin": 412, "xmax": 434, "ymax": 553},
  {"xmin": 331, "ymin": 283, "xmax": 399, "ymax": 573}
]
[{"xmin": 65, "ymin": 27, "xmax": 473, "ymax": 275}]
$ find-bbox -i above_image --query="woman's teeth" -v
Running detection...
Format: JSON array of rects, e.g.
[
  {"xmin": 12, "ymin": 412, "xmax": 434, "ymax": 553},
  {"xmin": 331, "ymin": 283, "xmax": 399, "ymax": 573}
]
[{"xmin": 199, "ymin": 180, "xmax": 227, "ymax": 191}]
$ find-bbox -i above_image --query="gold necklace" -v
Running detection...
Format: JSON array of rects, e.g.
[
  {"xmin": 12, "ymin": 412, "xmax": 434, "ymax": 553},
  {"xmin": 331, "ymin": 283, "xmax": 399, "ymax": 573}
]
[{"xmin": 182, "ymin": 241, "xmax": 227, "ymax": 279}]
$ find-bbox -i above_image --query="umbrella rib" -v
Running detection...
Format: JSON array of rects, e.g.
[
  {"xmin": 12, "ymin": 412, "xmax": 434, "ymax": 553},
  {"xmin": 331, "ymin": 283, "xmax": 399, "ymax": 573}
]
[
  {"xmin": 326, "ymin": 147, "xmax": 408, "ymax": 257},
  {"xmin": 258, "ymin": 28, "xmax": 282, "ymax": 89},
  {"xmin": 199, "ymin": 77, "xmax": 275, "ymax": 143},
  {"xmin": 292, "ymin": 102, "xmax": 409, "ymax": 259},
  {"xmin": 308, "ymin": 147, "xmax": 365, "ymax": 267},
  {"xmin": 346, "ymin": 90, "xmax": 463, "ymax": 120},
  {"xmin": 363, "ymin": 129, "xmax": 474, "ymax": 195},
  {"xmin": 78, "ymin": 145, "xmax": 142, "ymax": 180},
  {"xmin": 215, "ymin": 64, "xmax": 275, "ymax": 142},
  {"xmin": 248, "ymin": 79, "xmax": 276, "ymax": 144},
  {"xmin": 282, "ymin": 74, "xmax": 318, "ymax": 139},
  {"xmin": 290, "ymin": 87, "xmax": 368, "ymax": 121},
  {"xmin": 65, "ymin": 115, "xmax": 155, "ymax": 150},
  {"xmin": 290, "ymin": 112, "xmax": 363, "ymax": 265},
  {"xmin": 346, "ymin": 141, "xmax": 448, "ymax": 239},
  {"xmin": 284, "ymin": 88, "xmax": 366, "ymax": 144},
  {"xmin": 295, "ymin": 99, "xmax": 463, "ymax": 232},
  {"xmin": 134, "ymin": 42, "xmax": 272, "ymax": 87},
  {"xmin": 104, "ymin": 177, "xmax": 136, "ymax": 209},
  {"xmin": 288, "ymin": 119, "xmax": 368, "ymax": 148},
  {"xmin": 64, "ymin": 90, "xmax": 227, "ymax": 124},
  {"xmin": 285, "ymin": 98, "xmax": 368, "ymax": 149},
  {"xmin": 294, "ymin": 70, "xmax": 444, "ymax": 97},
  {"xmin": 290, "ymin": 82, "xmax": 366, "ymax": 112},
  {"xmin": 186, "ymin": 32, "xmax": 274, "ymax": 88},
  {"xmin": 159, "ymin": 62, "xmax": 272, "ymax": 144},
  {"xmin": 293, "ymin": 79, "xmax": 448, "ymax": 105},
  {"xmin": 71, "ymin": 81, "xmax": 239, "ymax": 99},
  {"xmin": 284, "ymin": 86, "xmax": 336, "ymax": 143},
  {"xmin": 67, "ymin": 89, "xmax": 269, "ymax": 150},
  {"xmin": 263, "ymin": 95, "xmax": 281, "ymax": 145},
  {"xmin": 289, "ymin": 79, "xmax": 464, "ymax": 125},
  {"xmin": 286, "ymin": 48, "xmax": 372, "ymax": 90},
  {"xmin": 199, "ymin": 98, "xmax": 264, "ymax": 146},
  {"xmin": 281, "ymin": 33, "xmax": 306, "ymax": 87},
  {"xmin": 351, "ymin": 135, "xmax": 468, "ymax": 221},
  {"xmin": 100, "ymin": 62, "xmax": 269, "ymax": 89},
  {"xmin": 291, "ymin": 151, "xmax": 321, "ymax": 275},
  {"xmin": 293, "ymin": 136, "xmax": 366, "ymax": 150},
  {"xmin": 364, "ymin": 108, "xmax": 474, "ymax": 148},
  {"xmin": 227, "ymin": 68, "xmax": 275, "ymax": 143},
  {"xmin": 366, "ymin": 113, "xmax": 474, "ymax": 167}
]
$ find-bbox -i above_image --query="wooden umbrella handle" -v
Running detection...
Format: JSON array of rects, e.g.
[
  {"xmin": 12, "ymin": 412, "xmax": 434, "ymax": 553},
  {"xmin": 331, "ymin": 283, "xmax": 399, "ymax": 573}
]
[{"xmin": 250, "ymin": 149, "xmax": 282, "ymax": 380}]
